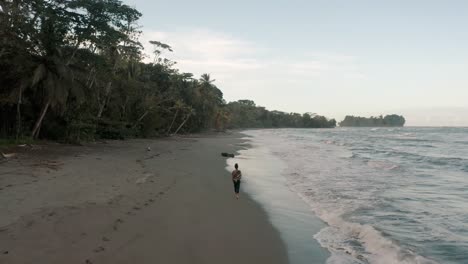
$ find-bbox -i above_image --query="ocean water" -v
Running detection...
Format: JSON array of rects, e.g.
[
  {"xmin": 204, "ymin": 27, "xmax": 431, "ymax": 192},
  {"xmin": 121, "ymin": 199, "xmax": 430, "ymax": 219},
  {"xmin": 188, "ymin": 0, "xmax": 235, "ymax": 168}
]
[{"xmin": 235, "ymin": 127, "xmax": 468, "ymax": 264}]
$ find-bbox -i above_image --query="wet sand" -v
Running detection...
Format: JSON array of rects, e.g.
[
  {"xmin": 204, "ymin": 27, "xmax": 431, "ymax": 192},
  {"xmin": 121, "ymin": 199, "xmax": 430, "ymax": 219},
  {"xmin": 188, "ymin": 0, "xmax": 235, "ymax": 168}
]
[{"xmin": 0, "ymin": 133, "xmax": 288, "ymax": 264}]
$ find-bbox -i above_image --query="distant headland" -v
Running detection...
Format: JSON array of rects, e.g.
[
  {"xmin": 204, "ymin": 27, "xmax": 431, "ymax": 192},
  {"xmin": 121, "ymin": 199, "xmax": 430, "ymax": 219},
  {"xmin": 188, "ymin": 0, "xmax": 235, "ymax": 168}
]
[{"xmin": 339, "ymin": 115, "xmax": 406, "ymax": 127}]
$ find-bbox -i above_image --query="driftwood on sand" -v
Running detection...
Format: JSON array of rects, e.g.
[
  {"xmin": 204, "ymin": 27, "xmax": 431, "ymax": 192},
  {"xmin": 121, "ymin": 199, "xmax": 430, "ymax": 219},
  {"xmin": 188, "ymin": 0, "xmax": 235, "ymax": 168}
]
[
  {"xmin": 1, "ymin": 153, "xmax": 17, "ymax": 159},
  {"xmin": 221, "ymin": 152, "xmax": 235, "ymax": 158}
]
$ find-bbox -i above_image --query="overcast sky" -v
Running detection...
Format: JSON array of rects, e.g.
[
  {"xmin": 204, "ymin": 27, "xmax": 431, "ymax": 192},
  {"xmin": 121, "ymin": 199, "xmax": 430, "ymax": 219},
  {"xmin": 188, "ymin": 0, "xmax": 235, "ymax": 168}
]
[{"xmin": 125, "ymin": 0, "xmax": 468, "ymax": 126}]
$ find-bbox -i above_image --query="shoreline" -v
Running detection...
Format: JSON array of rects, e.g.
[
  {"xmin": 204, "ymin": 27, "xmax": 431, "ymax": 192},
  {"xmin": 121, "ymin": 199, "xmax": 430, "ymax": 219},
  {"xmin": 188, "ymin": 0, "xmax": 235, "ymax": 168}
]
[
  {"xmin": 0, "ymin": 132, "xmax": 288, "ymax": 264},
  {"xmin": 227, "ymin": 131, "xmax": 330, "ymax": 264}
]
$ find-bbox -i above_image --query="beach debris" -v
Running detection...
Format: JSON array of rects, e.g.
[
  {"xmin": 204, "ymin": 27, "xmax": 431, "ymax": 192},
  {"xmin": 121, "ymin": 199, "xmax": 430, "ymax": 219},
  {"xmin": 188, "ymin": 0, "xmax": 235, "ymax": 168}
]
[
  {"xmin": 85, "ymin": 259, "xmax": 93, "ymax": 264},
  {"xmin": 1, "ymin": 152, "xmax": 16, "ymax": 159},
  {"xmin": 3, "ymin": 251, "xmax": 8, "ymax": 255},
  {"xmin": 135, "ymin": 175, "xmax": 150, "ymax": 184},
  {"xmin": 147, "ymin": 146, "xmax": 151, "ymax": 151},
  {"xmin": 17, "ymin": 143, "xmax": 33, "ymax": 148},
  {"xmin": 102, "ymin": 236, "xmax": 110, "ymax": 242},
  {"xmin": 221, "ymin": 152, "xmax": 235, "ymax": 158},
  {"xmin": 136, "ymin": 173, "xmax": 153, "ymax": 184}
]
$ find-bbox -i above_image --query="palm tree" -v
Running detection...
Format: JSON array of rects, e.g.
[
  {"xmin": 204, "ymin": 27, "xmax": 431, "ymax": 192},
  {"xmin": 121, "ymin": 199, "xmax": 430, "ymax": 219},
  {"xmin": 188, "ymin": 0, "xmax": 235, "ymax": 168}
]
[
  {"xmin": 172, "ymin": 107, "xmax": 195, "ymax": 136},
  {"xmin": 167, "ymin": 99, "xmax": 185, "ymax": 135},
  {"xmin": 30, "ymin": 51, "xmax": 82, "ymax": 138},
  {"xmin": 200, "ymin": 73, "xmax": 215, "ymax": 85}
]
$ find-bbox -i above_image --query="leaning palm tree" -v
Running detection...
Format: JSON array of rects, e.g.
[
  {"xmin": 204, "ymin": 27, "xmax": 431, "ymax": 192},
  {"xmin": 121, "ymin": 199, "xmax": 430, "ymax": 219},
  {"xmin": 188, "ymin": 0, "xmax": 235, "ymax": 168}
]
[
  {"xmin": 167, "ymin": 99, "xmax": 185, "ymax": 135},
  {"xmin": 172, "ymin": 107, "xmax": 195, "ymax": 136},
  {"xmin": 30, "ymin": 51, "xmax": 83, "ymax": 138}
]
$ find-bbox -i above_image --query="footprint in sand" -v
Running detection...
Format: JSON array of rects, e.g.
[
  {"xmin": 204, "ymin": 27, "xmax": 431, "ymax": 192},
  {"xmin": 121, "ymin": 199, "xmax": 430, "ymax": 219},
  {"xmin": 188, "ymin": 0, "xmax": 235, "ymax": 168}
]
[
  {"xmin": 25, "ymin": 220, "xmax": 34, "ymax": 228},
  {"xmin": 93, "ymin": 246, "xmax": 105, "ymax": 253},
  {"xmin": 113, "ymin": 219, "xmax": 124, "ymax": 230}
]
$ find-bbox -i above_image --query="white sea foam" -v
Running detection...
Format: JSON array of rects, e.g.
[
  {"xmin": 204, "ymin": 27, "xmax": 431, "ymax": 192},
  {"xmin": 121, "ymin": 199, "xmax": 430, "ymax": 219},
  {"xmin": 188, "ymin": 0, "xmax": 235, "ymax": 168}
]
[
  {"xmin": 242, "ymin": 129, "xmax": 453, "ymax": 264},
  {"xmin": 293, "ymin": 187, "xmax": 438, "ymax": 264}
]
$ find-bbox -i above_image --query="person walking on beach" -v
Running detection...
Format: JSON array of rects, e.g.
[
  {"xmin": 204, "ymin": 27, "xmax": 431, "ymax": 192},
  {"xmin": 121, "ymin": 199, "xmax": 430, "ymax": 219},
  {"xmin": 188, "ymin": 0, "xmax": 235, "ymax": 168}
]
[{"xmin": 232, "ymin": 163, "xmax": 242, "ymax": 199}]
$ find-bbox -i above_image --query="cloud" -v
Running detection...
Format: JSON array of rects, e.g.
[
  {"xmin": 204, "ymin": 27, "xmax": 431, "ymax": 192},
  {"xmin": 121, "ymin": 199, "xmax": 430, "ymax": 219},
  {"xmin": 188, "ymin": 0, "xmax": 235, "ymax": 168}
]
[
  {"xmin": 139, "ymin": 28, "xmax": 367, "ymax": 109},
  {"xmin": 141, "ymin": 28, "xmax": 362, "ymax": 75},
  {"xmin": 141, "ymin": 29, "xmax": 266, "ymax": 80}
]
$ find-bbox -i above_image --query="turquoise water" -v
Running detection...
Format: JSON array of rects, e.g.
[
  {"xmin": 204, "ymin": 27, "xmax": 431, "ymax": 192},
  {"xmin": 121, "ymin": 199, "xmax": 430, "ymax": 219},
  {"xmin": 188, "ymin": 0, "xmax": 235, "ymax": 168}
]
[{"xmin": 236, "ymin": 128, "xmax": 468, "ymax": 264}]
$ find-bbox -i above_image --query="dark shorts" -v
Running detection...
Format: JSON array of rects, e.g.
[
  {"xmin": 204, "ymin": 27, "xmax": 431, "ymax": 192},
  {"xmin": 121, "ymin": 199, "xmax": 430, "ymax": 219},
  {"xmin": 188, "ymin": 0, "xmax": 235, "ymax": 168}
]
[{"xmin": 233, "ymin": 180, "xmax": 241, "ymax": 193}]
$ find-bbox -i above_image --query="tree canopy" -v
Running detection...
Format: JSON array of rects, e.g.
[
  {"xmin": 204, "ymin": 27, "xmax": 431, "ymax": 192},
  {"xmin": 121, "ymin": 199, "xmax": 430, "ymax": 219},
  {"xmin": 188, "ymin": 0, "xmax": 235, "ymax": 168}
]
[
  {"xmin": 339, "ymin": 115, "xmax": 406, "ymax": 127},
  {"xmin": 223, "ymin": 101, "xmax": 336, "ymax": 129},
  {"xmin": 0, "ymin": 0, "xmax": 336, "ymax": 142}
]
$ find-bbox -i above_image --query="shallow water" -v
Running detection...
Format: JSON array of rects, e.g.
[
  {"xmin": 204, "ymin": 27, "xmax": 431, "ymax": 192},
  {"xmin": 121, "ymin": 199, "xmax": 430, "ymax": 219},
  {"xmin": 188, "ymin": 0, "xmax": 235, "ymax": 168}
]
[
  {"xmin": 227, "ymin": 142, "xmax": 330, "ymax": 264},
  {"xmin": 239, "ymin": 127, "xmax": 468, "ymax": 264}
]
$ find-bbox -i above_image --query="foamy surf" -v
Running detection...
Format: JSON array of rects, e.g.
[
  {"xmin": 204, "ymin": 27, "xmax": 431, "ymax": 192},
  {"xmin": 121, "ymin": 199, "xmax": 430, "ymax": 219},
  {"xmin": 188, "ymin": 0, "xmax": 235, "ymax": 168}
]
[
  {"xmin": 240, "ymin": 128, "xmax": 467, "ymax": 263},
  {"xmin": 293, "ymin": 190, "xmax": 438, "ymax": 264}
]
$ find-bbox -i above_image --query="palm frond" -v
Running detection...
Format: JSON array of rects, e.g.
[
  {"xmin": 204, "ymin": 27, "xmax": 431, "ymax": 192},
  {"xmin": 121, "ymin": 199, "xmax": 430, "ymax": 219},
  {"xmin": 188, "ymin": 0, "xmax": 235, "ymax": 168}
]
[{"xmin": 32, "ymin": 63, "xmax": 47, "ymax": 87}]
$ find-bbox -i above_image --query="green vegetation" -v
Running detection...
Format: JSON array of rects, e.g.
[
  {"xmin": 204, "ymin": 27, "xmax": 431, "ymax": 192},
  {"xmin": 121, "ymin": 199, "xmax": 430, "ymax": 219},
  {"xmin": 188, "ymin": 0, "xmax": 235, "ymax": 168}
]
[
  {"xmin": 224, "ymin": 100, "xmax": 336, "ymax": 129},
  {"xmin": 339, "ymin": 115, "xmax": 406, "ymax": 127},
  {"xmin": 0, "ymin": 0, "xmax": 335, "ymax": 143}
]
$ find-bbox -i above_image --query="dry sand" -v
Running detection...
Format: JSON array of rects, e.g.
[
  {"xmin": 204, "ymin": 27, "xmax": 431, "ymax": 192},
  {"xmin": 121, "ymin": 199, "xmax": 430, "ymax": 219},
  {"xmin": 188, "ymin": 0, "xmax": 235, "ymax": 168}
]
[{"xmin": 0, "ymin": 132, "xmax": 288, "ymax": 264}]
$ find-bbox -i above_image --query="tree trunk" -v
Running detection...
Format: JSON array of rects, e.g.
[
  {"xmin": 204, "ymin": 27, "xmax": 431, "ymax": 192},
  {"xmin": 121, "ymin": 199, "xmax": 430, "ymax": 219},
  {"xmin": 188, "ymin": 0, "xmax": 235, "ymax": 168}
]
[
  {"xmin": 31, "ymin": 98, "xmax": 51, "ymax": 139},
  {"xmin": 121, "ymin": 96, "xmax": 129, "ymax": 119},
  {"xmin": 15, "ymin": 85, "xmax": 22, "ymax": 140},
  {"xmin": 167, "ymin": 109, "xmax": 179, "ymax": 135},
  {"xmin": 173, "ymin": 113, "xmax": 191, "ymax": 136},
  {"xmin": 86, "ymin": 67, "xmax": 96, "ymax": 88},
  {"xmin": 67, "ymin": 44, "xmax": 80, "ymax": 66},
  {"xmin": 97, "ymin": 81, "xmax": 112, "ymax": 119},
  {"xmin": 132, "ymin": 110, "xmax": 149, "ymax": 129}
]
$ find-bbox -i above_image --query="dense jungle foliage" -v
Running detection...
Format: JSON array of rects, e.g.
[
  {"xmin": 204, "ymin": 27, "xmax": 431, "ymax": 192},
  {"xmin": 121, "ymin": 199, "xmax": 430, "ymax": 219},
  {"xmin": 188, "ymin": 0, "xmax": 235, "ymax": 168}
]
[
  {"xmin": 339, "ymin": 115, "xmax": 406, "ymax": 127},
  {"xmin": 0, "ymin": 0, "xmax": 336, "ymax": 142}
]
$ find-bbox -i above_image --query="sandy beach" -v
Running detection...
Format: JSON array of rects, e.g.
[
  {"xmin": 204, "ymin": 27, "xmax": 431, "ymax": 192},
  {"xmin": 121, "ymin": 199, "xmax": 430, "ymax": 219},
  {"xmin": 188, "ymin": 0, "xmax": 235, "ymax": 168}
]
[{"xmin": 0, "ymin": 132, "xmax": 288, "ymax": 264}]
